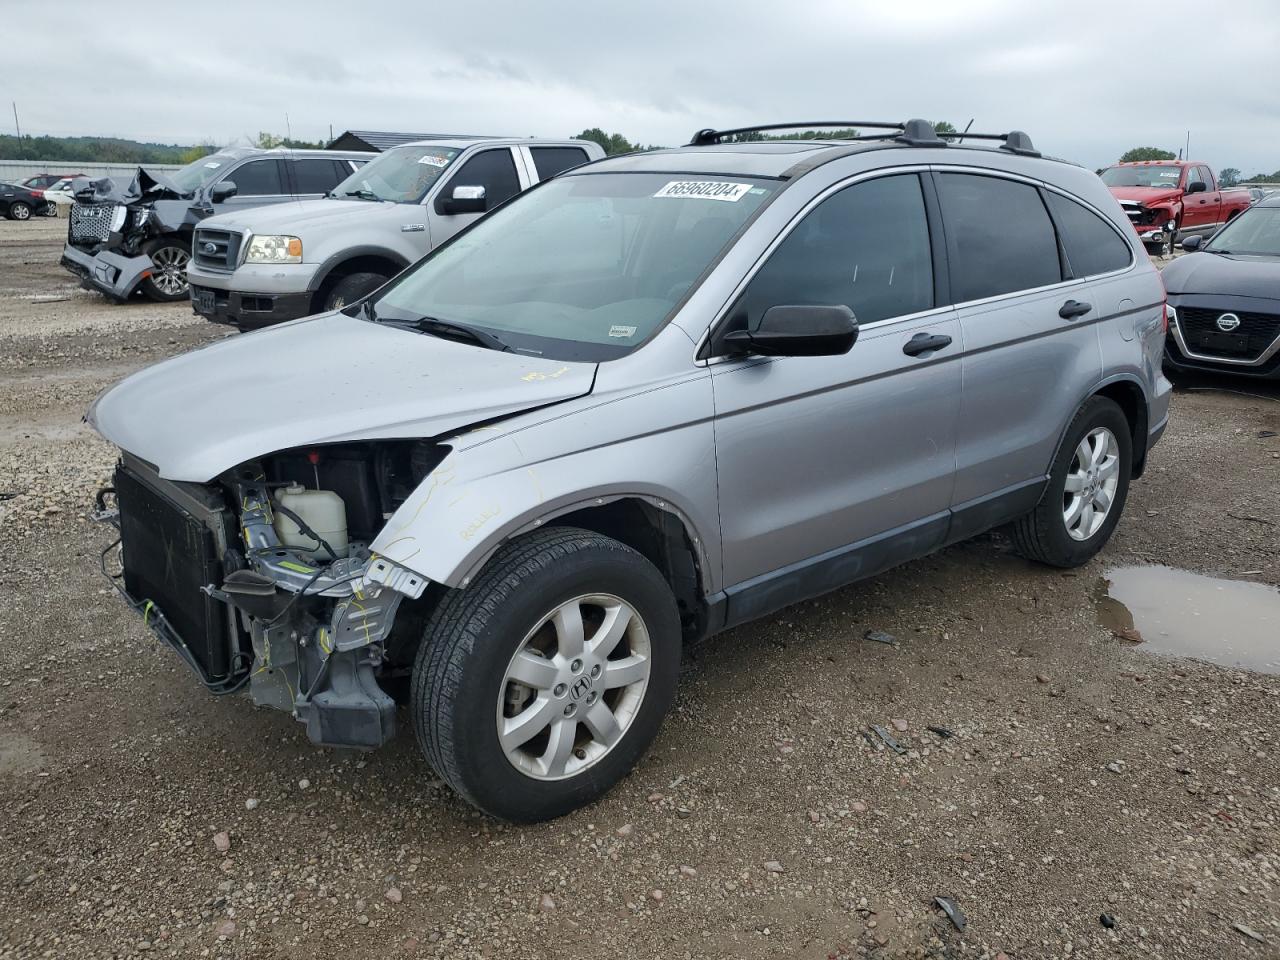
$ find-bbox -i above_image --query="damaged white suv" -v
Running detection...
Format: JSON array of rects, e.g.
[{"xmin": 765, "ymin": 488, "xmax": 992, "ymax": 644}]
[{"xmin": 91, "ymin": 120, "xmax": 1170, "ymax": 821}]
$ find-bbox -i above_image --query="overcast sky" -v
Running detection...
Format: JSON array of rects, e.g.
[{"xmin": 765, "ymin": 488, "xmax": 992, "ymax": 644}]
[{"xmin": 5, "ymin": 0, "xmax": 1279, "ymax": 174}]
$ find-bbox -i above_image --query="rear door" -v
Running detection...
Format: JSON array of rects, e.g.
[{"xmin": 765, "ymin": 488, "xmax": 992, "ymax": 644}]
[
  {"xmin": 426, "ymin": 146, "xmax": 528, "ymax": 246},
  {"xmin": 710, "ymin": 172, "xmax": 961, "ymax": 609},
  {"xmin": 936, "ymin": 170, "xmax": 1103, "ymax": 535},
  {"xmin": 523, "ymin": 144, "xmax": 592, "ymax": 183}
]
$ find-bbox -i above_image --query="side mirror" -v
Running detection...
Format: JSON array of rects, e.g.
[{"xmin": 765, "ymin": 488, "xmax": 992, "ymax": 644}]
[
  {"xmin": 210, "ymin": 181, "xmax": 238, "ymax": 202},
  {"xmin": 442, "ymin": 184, "xmax": 487, "ymax": 215},
  {"xmin": 1179, "ymin": 234, "xmax": 1204, "ymax": 252},
  {"xmin": 1186, "ymin": 180, "xmax": 1207, "ymax": 195},
  {"xmin": 722, "ymin": 304, "xmax": 858, "ymax": 358}
]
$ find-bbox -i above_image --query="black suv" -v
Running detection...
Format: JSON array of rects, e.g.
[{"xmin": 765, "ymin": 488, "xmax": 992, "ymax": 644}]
[{"xmin": 60, "ymin": 147, "xmax": 371, "ymax": 303}]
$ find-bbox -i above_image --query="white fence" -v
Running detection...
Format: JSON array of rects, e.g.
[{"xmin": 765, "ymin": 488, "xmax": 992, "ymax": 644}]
[{"xmin": 0, "ymin": 159, "xmax": 181, "ymax": 182}]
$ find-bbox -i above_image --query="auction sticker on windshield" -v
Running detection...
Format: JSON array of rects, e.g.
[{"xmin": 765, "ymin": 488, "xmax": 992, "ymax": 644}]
[
  {"xmin": 654, "ymin": 180, "xmax": 752, "ymax": 201},
  {"xmin": 418, "ymin": 154, "xmax": 450, "ymax": 167}
]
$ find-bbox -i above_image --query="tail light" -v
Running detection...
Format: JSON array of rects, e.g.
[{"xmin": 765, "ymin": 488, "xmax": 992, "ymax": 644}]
[{"xmin": 31, "ymin": 189, "xmax": 44, "ymax": 198}]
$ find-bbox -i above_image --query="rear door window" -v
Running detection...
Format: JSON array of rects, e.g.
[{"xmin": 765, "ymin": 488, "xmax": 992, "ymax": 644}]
[
  {"xmin": 227, "ymin": 159, "xmax": 284, "ymax": 196},
  {"xmin": 436, "ymin": 148, "xmax": 521, "ymax": 214},
  {"xmin": 1044, "ymin": 192, "xmax": 1133, "ymax": 278},
  {"xmin": 530, "ymin": 146, "xmax": 591, "ymax": 181},
  {"xmin": 290, "ymin": 158, "xmax": 349, "ymax": 194},
  {"xmin": 733, "ymin": 173, "xmax": 934, "ymax": 331},
  {"xmin": 936, "ymin": 173, "xmax": 1062, "ymax": 302}
]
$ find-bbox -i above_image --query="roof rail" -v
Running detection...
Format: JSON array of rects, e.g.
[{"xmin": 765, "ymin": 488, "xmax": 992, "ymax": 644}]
[
  {"xmin": 687, "ymin": 120, "xmax": 1039, "ymax": 157},
  {"xmin": 939, "ymin": 130, "xmax": 1040, "ymax": 158}
]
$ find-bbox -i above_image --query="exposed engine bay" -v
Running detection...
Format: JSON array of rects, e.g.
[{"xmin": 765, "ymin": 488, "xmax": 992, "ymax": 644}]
[{"xmin": 101, "ymin": 440, "xmax": 450, "ymax": 749}]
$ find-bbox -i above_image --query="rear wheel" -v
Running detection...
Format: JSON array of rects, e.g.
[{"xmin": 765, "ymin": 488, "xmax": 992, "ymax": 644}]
[
  {"xmin": 141, "ymin": 239, "xmax": 191, "ymax": 301},
  {"xmin": 412, "ymin": 527, "xmax": 681, "ymax": 822},
  {"xmin": 7, "ymin": 201, "xmax": 31, "ymax": 221},
  {"xmin": 1010, "ymin": 396, "xmax": 1132, "ymax": 568},
  {"xmin": 321, "ymin": 272, "xmax": 388, "ymax": 312}
]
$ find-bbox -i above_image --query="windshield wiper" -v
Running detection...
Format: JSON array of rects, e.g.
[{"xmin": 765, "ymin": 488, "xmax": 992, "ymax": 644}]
[
  {"xmin": 412, "ymin": 317, "xmax": 511, "ymax": 352},
  {"xmin": 343, "ymin": 189, "xmax": 383, "ymax": 202}
]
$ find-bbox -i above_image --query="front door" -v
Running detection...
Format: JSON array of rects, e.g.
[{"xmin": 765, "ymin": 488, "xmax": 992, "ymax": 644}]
[
  {"xmin": 426, "ymin": 147, "xmax": 527, "ymax": 247},
  {"xmin": 709, "ymin": 173, "xmax": 961, "ymax": 621}
]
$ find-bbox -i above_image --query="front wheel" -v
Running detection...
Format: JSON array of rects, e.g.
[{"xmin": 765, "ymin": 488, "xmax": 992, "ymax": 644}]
[
  {"xmin": 412, "ymin": 527, "xmax": 681, "ymax": 822},
  {"xmin": 321, "ymin": 271, "xmax": 388, "ymax": 312},
  {"xmin": 140, "ymin": 239, "xmax": 191, "ymax": 301},
  {"xmin": 6, "ymin": 201, "xmax": 31, "ymax": 221},
  {"xmin": 1009, "ymin": 396, "xmax": 1132, "ymax": 568}
]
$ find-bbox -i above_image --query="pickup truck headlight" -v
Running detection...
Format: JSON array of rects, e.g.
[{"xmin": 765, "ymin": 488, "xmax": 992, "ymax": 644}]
[
  {"xmin": 245, "ymin": 235, "xmax": 303, "ymax": 264},
  {"xmin": 109, "ymin": 205, "xmax": 127, "ymax": 232}
]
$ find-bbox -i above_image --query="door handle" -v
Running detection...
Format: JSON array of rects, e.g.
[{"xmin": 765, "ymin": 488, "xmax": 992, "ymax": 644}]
[
  {"xmin": 902, "ymin": 332, "xmax": 952, "ymax": 357},
  {"xmin": 1059, "ymin": 299, "xmax": 1092, "ymax": 319}
]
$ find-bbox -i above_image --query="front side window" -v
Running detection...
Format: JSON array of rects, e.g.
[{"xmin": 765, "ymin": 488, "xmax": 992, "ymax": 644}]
[
  {"xmin": 227, "ymin": 159, "xmax": 283, "ymax": 196},
  {"xmin": 290, "ymin": 158, "xmax": 349, "ymax": 194},
  {"xmin": 1204, "ymin": 206, "xmax": 1280, "ymax": 257},
  {"xmin": 937, "ymin": 173, "xmax": 1062, "ymax": 302},
  {"xmin": 731, "ymin": 174, "xmax": 933, "ymax": 334},
  {"xmin": 435, "ymin": 149, "xmax": 521, "ymax": 214},
  {"xmin": 368, "ymin": 173, "xmax": 778, "ymax": 360},
  {"xmin": 1044, "ymin": 192, "xmax": 1132, "ymax": 277},
  {"xmin": 331, "ymin": 144, "xmax": 461, "ymax": 203}
]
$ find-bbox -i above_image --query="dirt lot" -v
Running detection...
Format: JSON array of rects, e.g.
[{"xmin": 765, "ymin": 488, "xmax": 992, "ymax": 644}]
[{"xmin": 2, "ymin": 216, "xmax": 1278, "ymax": 960}]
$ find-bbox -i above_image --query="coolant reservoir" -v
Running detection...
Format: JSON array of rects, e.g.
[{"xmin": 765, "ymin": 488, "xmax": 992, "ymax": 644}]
[{"xmin": 273, "ymin": 483, "xmax": 349, "ymax": 559}]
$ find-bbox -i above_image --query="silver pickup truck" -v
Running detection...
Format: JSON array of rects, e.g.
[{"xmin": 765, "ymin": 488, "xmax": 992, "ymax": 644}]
[{"xmin": 186, "ymin": 136, "xmax": 605, "ymax": 329}]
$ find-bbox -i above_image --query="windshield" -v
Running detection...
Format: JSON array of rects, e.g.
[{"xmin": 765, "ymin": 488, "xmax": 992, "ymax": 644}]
[
  {"xmin": 167, "ymin": 154, "xmax": 239, "ymax": 193},
  {"xmin": 368, "ymin": 172, "xmax": 779, "ymax": 360},
  {"xmin": 1204, "ymin": 206, "xmax": 1280, "ymax": 256},
  {"xmin": 1100, "ymin": 166, "xmax": 1183, "ymax": 188},
  {"xmin": 330, "ymin": 144, "xmax": 462, "ymax": 203}
]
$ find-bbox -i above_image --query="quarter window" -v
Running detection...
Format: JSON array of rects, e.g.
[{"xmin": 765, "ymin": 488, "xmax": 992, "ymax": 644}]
[
  {"xmin": 1044, "ymin": 192, "xmax": 1132, "ymax": 277},
  {"xmin": 436, "ymin": 149, "xmax": 521, "ymax": 215},
  {"xmin": 530, "ymin": 146, "xmax": 590, "ymax": 180},
  {"xmin": 227, "ymin": 159, "xmax": 283, "ymax": 196},
  {"xmin": 733, "ymin": 174, "xmax": 934, "ymax": 332},
  {"xmin": 936, "ymin": 173, "xmax": 1062, "ymax": 302}
]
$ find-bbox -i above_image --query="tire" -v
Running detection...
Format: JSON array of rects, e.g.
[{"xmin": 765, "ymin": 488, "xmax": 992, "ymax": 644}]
[
  {"xmin": 1010, "ymin": 396, "xmax": 1133, "ymax": 568},
  {"xmin": 140, "ymin": 239, "xmax": 191, "ymax": 302},
  {"xmin": 412, "ymin": 527, "xmax": 681, "ymax": 822},
  {"xmin": 7, "ymin": 201, "xmax": 31, "ymax": 221},
  {"xmin": 321, "ymin": 272, "xmax": 388, "ymax": 312}
]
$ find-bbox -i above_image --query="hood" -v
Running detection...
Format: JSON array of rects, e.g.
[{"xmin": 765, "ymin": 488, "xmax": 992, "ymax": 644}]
[
  {"xmin": 201, "ymin": 196, "xmax": 402, "ymax": 234},
  {"xmin": 71, "ymin": 167, "xmax": 189, "ymax": 205},
  {"xmin": 1162, "ymin": 251, "xmax": 1280, "ymax": 298},
  {"xmin": 88, "ymin": 313, "xmax": 597, "ymax": 482},
  {"xmin": 1108, "ymin": 185, "xmax": 1181, "ymax": 206}
]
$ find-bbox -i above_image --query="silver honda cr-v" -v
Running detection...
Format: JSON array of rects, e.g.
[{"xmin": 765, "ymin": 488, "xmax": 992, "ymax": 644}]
[{"xmin": 89, "ymin": 120, "xmax": 1172, "ymax": 821}]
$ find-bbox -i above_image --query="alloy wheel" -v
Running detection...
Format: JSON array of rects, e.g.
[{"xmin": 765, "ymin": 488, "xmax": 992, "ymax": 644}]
[
  {"xmin": 497, "ymin": 593, "xmax": 651, "ymax": 781},
  {"xmin": 151, "ymin": 246, "xmax": 190, "ymax": 296},
  {"xmin": 1063, "ymin": 426, "xmax": 1120, "ymax": 541},
  {"xmin": 12, "ymin": 203, "xmax": 30, "ymax": 221}
]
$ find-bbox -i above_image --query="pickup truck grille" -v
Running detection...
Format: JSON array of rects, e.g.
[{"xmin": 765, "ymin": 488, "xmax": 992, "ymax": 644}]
[
  {"xmin": 1178, "ymin": 307, "xmax": 1280, "ymax": 361},
  {"xmin": 68, "ymin": 202, "xmax": 117, "ymax": 246},
  {"xmin": 1119, "ymin": 202, "xmax": 1158, "ymax": 227},
  {"xmin": 192, "ymin": 228, "xmax": 242, "ymax": 271}
]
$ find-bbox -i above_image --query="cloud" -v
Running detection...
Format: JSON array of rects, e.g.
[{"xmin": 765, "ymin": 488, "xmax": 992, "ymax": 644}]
[{"xmin": 5, "ymin": 0, "xmax": 1280, "ymax": 173}]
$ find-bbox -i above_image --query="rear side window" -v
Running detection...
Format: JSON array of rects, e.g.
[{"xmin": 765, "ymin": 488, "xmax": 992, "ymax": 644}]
[
  {"xmin": 736, "ymin": 173, "xmax": 934, "ymax": 329},
  {"xmin": 290, "ymin": 158, "xmax": 349, "ymax": 194},
  {"xmin": 228, "ymin": 159, "xmax": 283, "ymax": 196},
  {"xmin": 530, "ymin": 146, "xmax": 590, "ymax": 180},
  {"xmin": 437, "ymin": 149, "xmax": 521, "ymax": 214},
  {"xmin": 937, "ymin": 173, "xmax": 1062, "ymax": 302},
  {"xmin": 1044, "ymin": 192, "xmax": 1132, "ymax": 277}
]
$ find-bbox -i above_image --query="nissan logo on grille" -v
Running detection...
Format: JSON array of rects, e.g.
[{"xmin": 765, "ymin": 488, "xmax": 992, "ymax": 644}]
[{"xmin": 1216, "ymin": 313, "xmax": 1242, "ymax": 332}]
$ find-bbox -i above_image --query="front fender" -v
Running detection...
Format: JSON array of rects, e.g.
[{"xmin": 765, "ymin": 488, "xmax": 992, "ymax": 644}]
[{"xmin": 368, "ymin": 372, "xmax": 722, "ymax": 591}]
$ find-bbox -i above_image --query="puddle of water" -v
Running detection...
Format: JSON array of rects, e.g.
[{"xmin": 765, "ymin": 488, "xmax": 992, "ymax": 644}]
[{"xmin": 1097, "ymin": 566, "xmax": 1280, "ymax": 674}]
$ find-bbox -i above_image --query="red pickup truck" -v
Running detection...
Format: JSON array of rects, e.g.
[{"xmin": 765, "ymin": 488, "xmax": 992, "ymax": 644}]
[{"xmin": 1099, "ymin": 160, "xmax": 1251, "ymax": 256}]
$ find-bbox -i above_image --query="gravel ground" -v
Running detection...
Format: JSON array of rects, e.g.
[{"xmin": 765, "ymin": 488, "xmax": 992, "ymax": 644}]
[{"xmin": 1, "ymin": 216, "xmax": 1278, "ymax": 960}]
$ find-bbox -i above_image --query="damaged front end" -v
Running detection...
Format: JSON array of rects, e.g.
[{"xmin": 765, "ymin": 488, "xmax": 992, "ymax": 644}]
[
  {"xmin": 60, "ymin": 168, "xmax": 193, "ymax": 301},
  {"xmin": 97, "ymin": 440, "xmax": 446, "ymax": 749}
]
